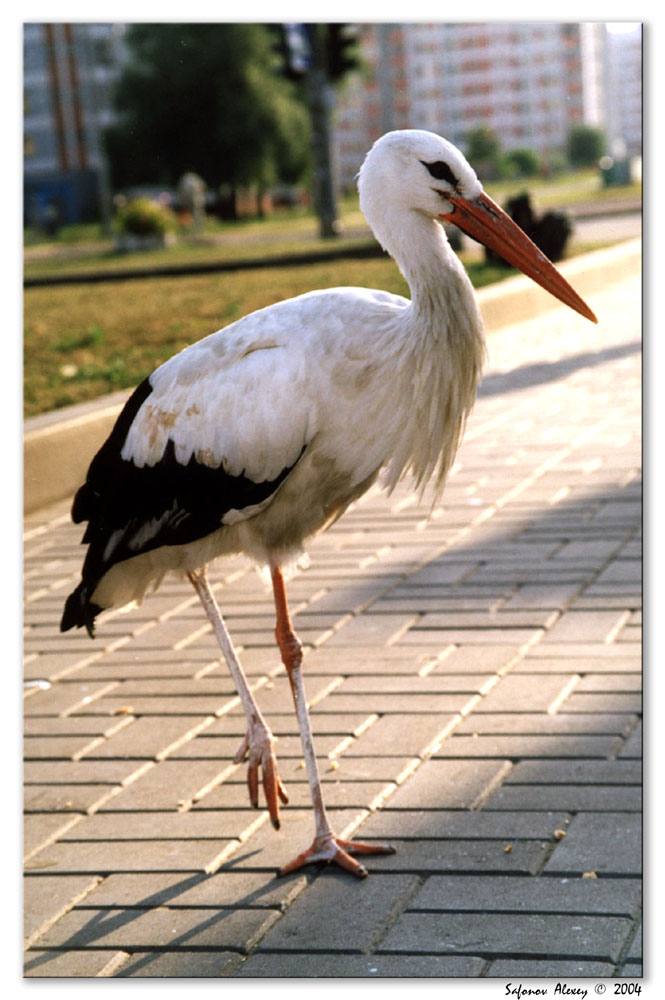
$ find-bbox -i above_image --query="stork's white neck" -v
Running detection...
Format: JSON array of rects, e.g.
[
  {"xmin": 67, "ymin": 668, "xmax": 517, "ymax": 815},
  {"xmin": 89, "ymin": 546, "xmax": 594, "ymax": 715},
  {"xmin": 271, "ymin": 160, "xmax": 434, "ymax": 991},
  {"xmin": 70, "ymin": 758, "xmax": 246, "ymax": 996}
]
[{"xmin": 367, "ymin": 206, "xmax": 487, "ymax": 498}]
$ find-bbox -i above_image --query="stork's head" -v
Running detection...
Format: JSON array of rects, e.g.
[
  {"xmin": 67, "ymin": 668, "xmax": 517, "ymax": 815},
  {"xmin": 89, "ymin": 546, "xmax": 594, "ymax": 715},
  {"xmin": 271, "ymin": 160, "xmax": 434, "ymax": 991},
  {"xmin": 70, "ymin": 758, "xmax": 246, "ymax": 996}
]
[{"xmin": 358, "ymin": 130, "xmax": 597, "ymax": 324}]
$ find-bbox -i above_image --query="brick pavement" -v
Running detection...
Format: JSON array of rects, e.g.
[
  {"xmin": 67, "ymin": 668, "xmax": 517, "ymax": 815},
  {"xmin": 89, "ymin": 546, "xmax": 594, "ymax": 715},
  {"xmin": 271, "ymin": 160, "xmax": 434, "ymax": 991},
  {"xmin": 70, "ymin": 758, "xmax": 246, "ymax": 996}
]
[{"xmin": 23, "ymin": 252, "xmax": 641, "ymax": 979}]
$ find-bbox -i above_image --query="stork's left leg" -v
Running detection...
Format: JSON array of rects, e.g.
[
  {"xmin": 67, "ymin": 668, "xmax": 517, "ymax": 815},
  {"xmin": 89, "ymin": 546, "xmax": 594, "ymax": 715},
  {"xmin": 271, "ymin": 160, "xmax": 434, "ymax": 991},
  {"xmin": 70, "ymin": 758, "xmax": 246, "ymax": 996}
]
[
  {"xmin": 188, "ymin": 568, "xmax": 288, "ymax": 829},
  {"xmin": 270, "ymin": 564, "xmax": 395, "ymax": 878}
]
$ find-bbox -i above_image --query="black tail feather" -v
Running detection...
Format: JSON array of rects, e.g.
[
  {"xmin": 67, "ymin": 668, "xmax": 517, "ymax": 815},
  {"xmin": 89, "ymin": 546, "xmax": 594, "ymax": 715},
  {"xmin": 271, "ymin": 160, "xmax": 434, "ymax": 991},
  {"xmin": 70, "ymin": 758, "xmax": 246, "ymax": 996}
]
[{"xmin": 60, "ymin": 583, "xmax": 102, "ymax": 638}]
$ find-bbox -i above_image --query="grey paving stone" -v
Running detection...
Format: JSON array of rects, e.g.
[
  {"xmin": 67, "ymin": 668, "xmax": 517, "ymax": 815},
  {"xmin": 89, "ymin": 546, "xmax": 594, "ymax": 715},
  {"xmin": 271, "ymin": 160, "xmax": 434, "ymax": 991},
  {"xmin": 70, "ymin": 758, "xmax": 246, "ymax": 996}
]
[
  {"xmin": 341, "ymin": 713, "xmax": 459, "ymax": 757},
  {"xmin": 315, "ymin": 692, "xmax": 469, "ymax": 714},
  {"xmin": 625, "ymin": 920, "xmax": 642, "ymax": 961},
  {"xmin": 484, "ymin": 785, "xmax": 641, "ymax": 813},
  {"xmin": 25, "ymin": 836, "xmax": 237, "ymax": 874},
  {"xmin": 524, "ymin": 643, "xmax": 641, "ymax": 661},
  {"xmin": 618, "ymin": 721, "xmax": 642, "ymax": 758},
  {"xmin": 545, "ymin": 610, "xmax": 630, "ymax": 643},
  {"xmin": 560, "ymin": 692, "xmax": 642, "ymax": 713},
  {"xmin": 398, "ymin": 627, "xmax": 543, "ymax": 646},
  {"xmin": 105, "ymin": 677, "xmax": 238, "ymax": 698},
  {"xmin": 93, "ymin": 759, "xmax": 233, "ymax": 812},
  {"xmin": 114, "ymin": 950, "xmax": 243, "ymax": 976},
  {"xmin": 358, "ymin": 810, "xmax": 570, "ymax": 842},
  {"xmin": 408, "ymin": 875, "xmax": 642, "ymax": 917},
  {"xmin": 337, "ymin": 674, "xmax": 495, "ymax": 695},
  {"xmin": 81, "ymin": 870, "xmax": 307, "ymax": 910},
  {"xmin": 24, "ymin": 734, "xmax": 99, "ymax": 759},
  {"xmin": 434, "ymin": 734, "xmax": 618, "ymax": 758},
  {"xmin": 456, "ymin": 713, "xmax": 634, "ymax": 737},
  {"xmin": 323, "ymin": 614, "xmax": 417, "ymax": 647},
  {"xmin": 236, "ymin": 952, "xmax": 485, "ymax": 977},
  {"xmin": 33, "ymin": 905, "xmax": 280, "ymax": 953},
  {"xmin": 56, "ymin": 809, "xmax": 273, "ymax": 843},
  {"xmin": 381, "ymin": 759, "xmax": 510, "ymax": 810},
  {"xmin": 24, "ymin": 716, "xmax": 132, "ymax": 737},
  {"xmin": 544, "ymin": 813, "xmax": 642, "ymax": 876},
  {"xmin": 473, "ymin": 675, "xmax": 578, "ymax": 713},
  {"xmin": 431, "ymin": 645, "xmax": 525, "ymax": 673},
  {"xmin": 378, "ymin": 912, "xmax": 633, "ymax": 961},
  {"xmin": 501, "ymin": 582, "xmax": 583, "ymax": 610},
  {"xmin": 24, "ymin": 949, "xmax": 129, "ymax": 978},
  {"xmin": 24, "ymin": 783, "xmax": 118, "ymax": 815},
  {"xmin": 299, "ymin": 646, "xmax": 436, "ymax": 676},
  {"xmin": 77, "ymin": 715, "xmax": 215, "ymax": 760},
  {"xmin": 487, "ymin": 959, "xmax": 614, "ymax": 977},
  {"xmin": 23, "ymin": 681, "xmax": 121, "ymax": 717},
  {"xmin": 24, "ymin": 873, "xmax": 101, "ymax": 942},
  {"xmin": 362, "ymin": 838, "xmax": 550, "ymax": 875},
  {"xmin": 618, "ymin": 962, "xmax": 642, "ymax": 978},
  {"xmin": 80, "ymin": 694, "xmax": 237, "ymax": 717},
  {"xmin": 24, "ymin": 812, "xmax": 83, "ymax": 859},
  {"xmin": 24, "ymin": 759, "xmax": 146, "ymax": 786},
  {"xmin": 415, "ymin": 610, "xmax": 555, "ymax": 629},
  {"xmin": 253, "ymin": 869, "xmax": 421, "ymax": 953},
  {"xmin": 514, "ymin": 657, "xmax": 640, "ymax": 674},
  {"xmin": 504, "ymin": 760, "xmax": 641, "ymax": 785}
]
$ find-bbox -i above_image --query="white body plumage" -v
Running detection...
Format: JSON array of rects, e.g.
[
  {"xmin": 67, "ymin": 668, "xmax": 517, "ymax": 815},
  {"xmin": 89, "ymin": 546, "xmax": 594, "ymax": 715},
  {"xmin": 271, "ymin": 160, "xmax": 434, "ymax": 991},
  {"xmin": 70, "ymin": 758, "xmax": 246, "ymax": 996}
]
[{"xmin": 97, "ymin": 267, "xmax": 484, "ymax": 609}]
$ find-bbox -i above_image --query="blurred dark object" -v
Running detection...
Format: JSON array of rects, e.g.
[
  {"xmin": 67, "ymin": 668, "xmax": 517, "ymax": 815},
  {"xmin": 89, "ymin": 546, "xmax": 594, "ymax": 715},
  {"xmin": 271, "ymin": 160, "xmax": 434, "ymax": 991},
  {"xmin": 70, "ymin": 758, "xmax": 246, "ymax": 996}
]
[
  {"xmin": 484, "ymin": 192, "xmax": 571, "ymax": 266},
  {"xmin": 599, "ymin": 155, "xmax": 637, "ymax": 187},
  {"xmin": 24, "ymin": 168, "xmax": 100, "ymax": 229},
  {"xmin": 443, "ymin": 222, "xmax": 463, "ymax": 252}
]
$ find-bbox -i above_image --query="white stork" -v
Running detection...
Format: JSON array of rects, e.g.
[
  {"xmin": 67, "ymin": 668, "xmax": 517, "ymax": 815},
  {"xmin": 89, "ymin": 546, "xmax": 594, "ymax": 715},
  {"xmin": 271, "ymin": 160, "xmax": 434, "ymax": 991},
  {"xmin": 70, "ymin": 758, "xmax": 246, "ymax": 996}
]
[{"xmin": 61, "ymin": 130, "xmax": 597, "ymax": 877}]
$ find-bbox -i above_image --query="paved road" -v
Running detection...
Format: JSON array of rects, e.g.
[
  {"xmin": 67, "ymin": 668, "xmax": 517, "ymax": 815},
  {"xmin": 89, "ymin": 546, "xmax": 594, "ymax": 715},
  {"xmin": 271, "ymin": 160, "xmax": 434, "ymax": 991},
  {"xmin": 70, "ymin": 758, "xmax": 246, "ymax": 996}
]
[{"xmin": 23, "ymin": 253, "xmax": 641, "ymax": 979}]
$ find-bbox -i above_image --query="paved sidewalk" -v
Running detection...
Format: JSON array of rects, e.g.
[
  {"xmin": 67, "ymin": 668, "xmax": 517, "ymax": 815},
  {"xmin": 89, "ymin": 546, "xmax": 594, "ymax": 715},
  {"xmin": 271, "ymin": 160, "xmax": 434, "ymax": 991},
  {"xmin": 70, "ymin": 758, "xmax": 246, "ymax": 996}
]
[{"xmin": 23, "ymin": 251, "xmax": 641, "ymax": 979}]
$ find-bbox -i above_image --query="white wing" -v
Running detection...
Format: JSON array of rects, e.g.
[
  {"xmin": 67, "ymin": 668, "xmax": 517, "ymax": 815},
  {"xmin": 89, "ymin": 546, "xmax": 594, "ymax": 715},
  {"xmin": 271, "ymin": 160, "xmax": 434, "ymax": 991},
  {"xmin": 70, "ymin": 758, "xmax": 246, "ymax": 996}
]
[{"xmin": 121, "ymin": 286, "xmax": 409, "ymax": 486}]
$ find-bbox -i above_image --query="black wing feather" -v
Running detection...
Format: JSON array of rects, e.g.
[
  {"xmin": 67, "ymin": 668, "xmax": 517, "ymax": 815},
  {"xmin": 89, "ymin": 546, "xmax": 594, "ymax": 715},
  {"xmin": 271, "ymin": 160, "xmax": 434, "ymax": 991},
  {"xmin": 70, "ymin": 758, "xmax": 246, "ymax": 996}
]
[{"xmin": 61, "ymin": 376, "xmax": 303, "ymax": 636}]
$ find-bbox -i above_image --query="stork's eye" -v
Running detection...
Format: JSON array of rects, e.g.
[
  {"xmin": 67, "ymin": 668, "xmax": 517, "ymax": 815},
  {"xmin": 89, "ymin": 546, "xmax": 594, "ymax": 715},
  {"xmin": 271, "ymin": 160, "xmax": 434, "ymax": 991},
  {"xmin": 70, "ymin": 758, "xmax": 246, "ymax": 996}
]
[{"xmin": 422, "ymin": 160, "xmax": 459, "ymax": 188}]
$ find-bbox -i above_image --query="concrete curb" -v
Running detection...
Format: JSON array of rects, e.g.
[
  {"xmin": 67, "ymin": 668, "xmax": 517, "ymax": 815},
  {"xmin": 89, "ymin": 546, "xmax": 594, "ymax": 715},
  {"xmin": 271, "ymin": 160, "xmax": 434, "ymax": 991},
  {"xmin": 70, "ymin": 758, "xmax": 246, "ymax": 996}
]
[{"xmin": 23, "ymin": 238, "xmax": 640, "ymax": 516}]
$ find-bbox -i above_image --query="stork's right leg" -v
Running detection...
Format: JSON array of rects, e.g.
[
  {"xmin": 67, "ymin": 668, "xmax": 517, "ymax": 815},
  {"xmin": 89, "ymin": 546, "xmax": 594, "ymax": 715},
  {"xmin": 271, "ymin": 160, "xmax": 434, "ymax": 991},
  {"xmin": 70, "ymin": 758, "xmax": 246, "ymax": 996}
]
[
  {"xmin": 270, "ymin": 565, "xmax": 395, "ymax": 877},
  {"xmin": 188, "ymin": 568, "xmax": 288, "ymax": 828}
]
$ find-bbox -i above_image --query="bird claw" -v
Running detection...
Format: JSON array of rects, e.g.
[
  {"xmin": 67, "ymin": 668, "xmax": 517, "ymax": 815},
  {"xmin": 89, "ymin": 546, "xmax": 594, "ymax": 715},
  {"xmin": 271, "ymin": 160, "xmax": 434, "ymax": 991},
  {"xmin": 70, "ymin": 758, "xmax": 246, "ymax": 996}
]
[
  {"xmin": 277, "ymin": 833, "xmax": 396, "ymax": 879},
  {"xmin": 234, "ymin": 727, "xmax": 289, "ymax": 829}
]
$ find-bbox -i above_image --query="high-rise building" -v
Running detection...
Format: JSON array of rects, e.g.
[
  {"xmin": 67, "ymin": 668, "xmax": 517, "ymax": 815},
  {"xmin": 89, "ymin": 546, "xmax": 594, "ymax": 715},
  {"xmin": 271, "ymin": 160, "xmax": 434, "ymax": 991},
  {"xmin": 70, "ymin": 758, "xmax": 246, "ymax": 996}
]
[
  {"xmin": 23, "ymin": 22, "xmax": 127, "ymax": 227},
  {"xmin": 603, "ymin": 24, "xmax": 642, "ymax": 158},
  {"xmin": 334, "ymin": 22, "xmax": 641, "ymax": 188}
]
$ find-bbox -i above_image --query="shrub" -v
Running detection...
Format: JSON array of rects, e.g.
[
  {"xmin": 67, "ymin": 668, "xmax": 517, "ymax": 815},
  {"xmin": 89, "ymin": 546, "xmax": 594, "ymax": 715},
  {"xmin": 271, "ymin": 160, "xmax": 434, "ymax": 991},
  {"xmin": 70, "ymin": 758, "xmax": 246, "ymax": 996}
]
[
  {"xmin": 567, "ymin": 125, "xmax": 606, "ymax": 168},
  {"xmin": 114, "ymin": 198, "xmax": 177, "ymax": 237},
  {"xmin": 500, "ymin": 148, "xmax": 541, "ymax": 179}
]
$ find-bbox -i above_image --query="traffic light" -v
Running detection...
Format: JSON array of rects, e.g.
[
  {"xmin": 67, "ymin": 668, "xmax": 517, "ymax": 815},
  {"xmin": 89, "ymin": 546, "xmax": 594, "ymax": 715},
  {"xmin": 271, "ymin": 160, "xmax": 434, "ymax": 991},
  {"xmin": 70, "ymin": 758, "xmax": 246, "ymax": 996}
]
[
  {"xmin": 325, "ymin": 24, "xmax": 359, "ymax": 81},
  {"xmin": 270, "ymin": 23, "xmax": 309, "ymax": 80}
]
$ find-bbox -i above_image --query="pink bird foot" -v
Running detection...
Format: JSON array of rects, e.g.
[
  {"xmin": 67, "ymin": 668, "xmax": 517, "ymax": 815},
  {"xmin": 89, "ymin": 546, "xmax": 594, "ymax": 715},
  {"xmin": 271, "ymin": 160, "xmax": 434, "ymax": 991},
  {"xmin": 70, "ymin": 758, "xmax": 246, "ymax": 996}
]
[
  {"xmin": 234, "ymin": 725, "xmax": 289, "ymax": 829},
  {"xmin": 277, "ymin": 832, "xmax": 396, "ymax": 879}
]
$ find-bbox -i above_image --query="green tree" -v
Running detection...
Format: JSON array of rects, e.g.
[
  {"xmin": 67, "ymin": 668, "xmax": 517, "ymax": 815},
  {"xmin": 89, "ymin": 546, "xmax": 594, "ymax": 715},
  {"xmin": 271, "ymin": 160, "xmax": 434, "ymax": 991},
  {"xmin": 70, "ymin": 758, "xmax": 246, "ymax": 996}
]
[
  {"xmin": 464, "ymin": 127, "xmax": 502, "ymax": 180},
  {"xmin": 105, "ymin": 24, "xmax": 310, "ymax": 208},
  {"xmin": 567, "ymin": 124, "xmax": 606, "ymax": 167},
  {"xmin": 500, "ymin": 147, "xmax": 541, "ymax": 179},
  {"xmin": 272, "ymin": 24, "xmax": 362, "ymax": 237}
]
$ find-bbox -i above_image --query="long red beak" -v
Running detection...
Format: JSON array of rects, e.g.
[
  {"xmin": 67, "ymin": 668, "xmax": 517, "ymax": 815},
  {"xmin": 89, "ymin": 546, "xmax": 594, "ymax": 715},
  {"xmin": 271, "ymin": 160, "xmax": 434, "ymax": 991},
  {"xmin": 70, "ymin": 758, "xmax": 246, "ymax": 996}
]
[{"xmin": 441, "ymin": 191, "xmax": 598, "ymax": 323}]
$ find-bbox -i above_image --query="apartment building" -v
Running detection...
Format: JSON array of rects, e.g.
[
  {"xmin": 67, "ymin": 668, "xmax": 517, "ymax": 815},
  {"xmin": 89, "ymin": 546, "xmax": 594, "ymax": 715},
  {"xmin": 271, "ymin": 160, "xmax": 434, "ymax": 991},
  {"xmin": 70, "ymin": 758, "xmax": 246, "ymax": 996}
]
[
  {"xmin": 23, "ymin": 22, "xmax": 126, "ymax": 226},
  {"xmin": 334, "ymin": 22, "xmax": 641, "ymax": 189}
]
